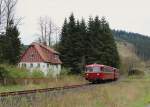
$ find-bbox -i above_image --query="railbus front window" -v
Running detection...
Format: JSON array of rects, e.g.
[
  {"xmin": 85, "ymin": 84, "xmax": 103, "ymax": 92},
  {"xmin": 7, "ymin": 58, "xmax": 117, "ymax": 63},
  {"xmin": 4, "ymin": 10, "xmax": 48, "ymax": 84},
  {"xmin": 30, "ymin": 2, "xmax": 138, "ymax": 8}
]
[
  {"xmin": 86, "ymin": 67, "xmax": 93, "ymax": 72},
  {"xmin": 86, "ymin": 66, "xmax": 101, "ymax": 72}
]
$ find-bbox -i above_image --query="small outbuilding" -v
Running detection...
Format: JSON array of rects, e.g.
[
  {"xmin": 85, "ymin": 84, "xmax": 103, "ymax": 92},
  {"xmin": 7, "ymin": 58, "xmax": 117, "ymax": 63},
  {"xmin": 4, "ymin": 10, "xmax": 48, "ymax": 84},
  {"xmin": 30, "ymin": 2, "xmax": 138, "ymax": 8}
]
[{"xmin": 18, "ymin": 42, "xmax": 62, "ymax": 76}]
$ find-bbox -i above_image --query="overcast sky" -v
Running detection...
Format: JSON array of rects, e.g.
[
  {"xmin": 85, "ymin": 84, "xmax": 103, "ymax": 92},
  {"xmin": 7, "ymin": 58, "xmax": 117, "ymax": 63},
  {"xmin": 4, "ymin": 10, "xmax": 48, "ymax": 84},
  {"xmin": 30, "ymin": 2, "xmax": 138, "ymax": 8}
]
[{"xmin": 16, "ymin": 0, "xmax": 150, "ymax": 45}]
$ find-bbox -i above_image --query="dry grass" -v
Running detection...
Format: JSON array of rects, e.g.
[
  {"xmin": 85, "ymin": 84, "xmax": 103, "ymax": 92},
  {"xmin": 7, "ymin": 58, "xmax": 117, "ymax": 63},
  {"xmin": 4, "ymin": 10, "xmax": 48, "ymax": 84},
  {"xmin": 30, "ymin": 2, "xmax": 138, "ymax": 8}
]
[
  {"xmin": 43, "ymin": 78, "xmax": 150, "ymax": 107},
  {"xmin": 117, "ymin": 42, "xmax": 146, "ymax": 74},
  {"xmin": 0, "ymin": 75, "xmax": 87, "ymax": 92},
  {"xmin": 1, "ymin": 76, "xmax": 150, "ymax": 107}
]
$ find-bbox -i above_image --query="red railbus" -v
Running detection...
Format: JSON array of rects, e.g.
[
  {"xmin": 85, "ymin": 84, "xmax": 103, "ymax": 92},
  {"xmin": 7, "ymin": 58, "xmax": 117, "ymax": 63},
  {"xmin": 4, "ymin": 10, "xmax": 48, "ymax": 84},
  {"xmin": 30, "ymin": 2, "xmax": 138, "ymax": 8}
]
[{"xmin": 85, "ymin": 64, "xmax": 119, "ymax": 83}]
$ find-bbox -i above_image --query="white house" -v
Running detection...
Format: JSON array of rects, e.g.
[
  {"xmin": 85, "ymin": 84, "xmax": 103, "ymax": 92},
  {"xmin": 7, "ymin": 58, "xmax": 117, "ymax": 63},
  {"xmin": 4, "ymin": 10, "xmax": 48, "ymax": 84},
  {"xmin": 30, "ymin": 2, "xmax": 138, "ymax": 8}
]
[{"xmin": 18, "ymin": 42, "xmax": 62, "ymax": 76}]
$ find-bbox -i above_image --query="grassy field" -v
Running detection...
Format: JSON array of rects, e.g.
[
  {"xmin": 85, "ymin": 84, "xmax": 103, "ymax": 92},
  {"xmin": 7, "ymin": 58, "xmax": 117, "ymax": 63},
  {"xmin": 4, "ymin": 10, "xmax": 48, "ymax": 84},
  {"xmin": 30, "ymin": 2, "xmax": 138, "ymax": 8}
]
[
  {"xmin": 1, "ymin": 75, "xmax": 150, "ymax": 107},
  {"xmin": 44, "ymin": 76, "xmax": 150, "ymax": 107},
  {"xmin": 0, "ymin": 75, "xmax": 87, "ymax": 92}
]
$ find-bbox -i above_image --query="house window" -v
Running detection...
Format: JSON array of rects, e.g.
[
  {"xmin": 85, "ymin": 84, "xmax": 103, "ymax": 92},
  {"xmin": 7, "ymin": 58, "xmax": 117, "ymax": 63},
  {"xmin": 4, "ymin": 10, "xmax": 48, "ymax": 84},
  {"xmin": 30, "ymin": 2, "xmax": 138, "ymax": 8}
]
[
  {"xmin": 30, "ymin": 63, "xmax": 33, "ymax": 68},
  {"xmin": 56, "ymin": 65, "xmax": 58, "ymax": 68},
  {"xmin": 22, "ymin": 63, "xmax": 26, "ymax": 68},
  {"xmin": 37, "ymin": 63, "xmax": 40, "ymax": 68},
  {"xmin": 47, "ymin": 64, "xmax": 49, "ymax": 68},
  {"xmin": 19, "ymin": 63, "xmax": 21, "ymax": 67}
]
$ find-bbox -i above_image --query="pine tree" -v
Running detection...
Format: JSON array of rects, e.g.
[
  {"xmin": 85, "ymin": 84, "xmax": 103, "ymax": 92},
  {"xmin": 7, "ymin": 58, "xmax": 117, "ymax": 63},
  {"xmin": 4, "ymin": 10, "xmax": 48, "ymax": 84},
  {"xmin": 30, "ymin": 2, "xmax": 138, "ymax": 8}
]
[
  {"xmin": 0, "ymin": 34, "xmax": 5, "ymax": 63},
  {"xmin": 66, "ymin": 14, "xmax": 81, "ymax": 73},
  {"xmin": 3, "ymin": 21, "xmax": 21, "ymax": 64},
  {"xmin": 59, "ymin": 14, "xmax": 80, "ymax": 73},
  {"xmin": 98, "ymin": 17, "xmax": 120, "ymax": 67},
  {"xmin": 86, "ymin": 17, "xmax": 94, "ymax": 64},
  {"xmin": 78, "ymin": 19, "xmax": 87, "ymax": 70},
  {"xmin": 86, "ymin": 16, "xmax": 103, "ymax": 64},
  {"xmin": 86, "ymin": 16, "xmax": 120, "ymax": 68},
  {"xmin": 59, "ymin": 18, "xmax": 69, "ymax": 67},
  {"xmin": 59, "ymin": 14, "xmax": 87, "ymax": 73},
  {"xmin": 59, "ymin": 14, "xmax": 120, "ymax": 74}
]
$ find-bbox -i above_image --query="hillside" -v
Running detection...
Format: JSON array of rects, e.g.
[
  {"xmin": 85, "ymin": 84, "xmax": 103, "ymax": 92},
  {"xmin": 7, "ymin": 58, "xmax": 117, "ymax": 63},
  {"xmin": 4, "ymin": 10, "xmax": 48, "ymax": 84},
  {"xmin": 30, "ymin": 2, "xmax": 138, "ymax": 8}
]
[
  {"xmin": 116, "ymin": 41, "xmax": 146, "ymax": 74},
  {"xmin": 113, "ymin": 30, "xmax": 150, "ymax": 61}
]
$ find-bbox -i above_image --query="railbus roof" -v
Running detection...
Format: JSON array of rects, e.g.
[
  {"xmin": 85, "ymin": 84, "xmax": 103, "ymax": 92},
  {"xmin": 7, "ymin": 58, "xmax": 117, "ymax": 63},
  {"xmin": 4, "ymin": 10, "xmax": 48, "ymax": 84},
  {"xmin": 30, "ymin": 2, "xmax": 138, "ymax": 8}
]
[{"xmin": 85, "ymin": 64, "xmax": 117, "ymax": 70}]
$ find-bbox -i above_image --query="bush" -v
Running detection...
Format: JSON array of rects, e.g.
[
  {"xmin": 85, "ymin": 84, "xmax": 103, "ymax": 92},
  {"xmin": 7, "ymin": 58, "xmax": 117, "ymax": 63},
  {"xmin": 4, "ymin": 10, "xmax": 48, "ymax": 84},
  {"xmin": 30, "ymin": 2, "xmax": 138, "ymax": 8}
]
[
  {"xmin": 60, "ymin": 68, "xmax": 71, "ymax": 76},
  {"xmin": 0, "ymin": 64, "xmax": 30, "ymax": 79},
  {"xmin": 7, "ymin": 66, "xmax": 29, "ymax": 78},
  {"xmin": 128, "ymin": 68, "xmax": 145, "ymax": 76},
  {"xmin": 0, "ymin": 65, "xmax": 9, "ymax": 79},
  {"xmin": 30, "ymin": 70, "xmax": 45, "ymax": 78}
]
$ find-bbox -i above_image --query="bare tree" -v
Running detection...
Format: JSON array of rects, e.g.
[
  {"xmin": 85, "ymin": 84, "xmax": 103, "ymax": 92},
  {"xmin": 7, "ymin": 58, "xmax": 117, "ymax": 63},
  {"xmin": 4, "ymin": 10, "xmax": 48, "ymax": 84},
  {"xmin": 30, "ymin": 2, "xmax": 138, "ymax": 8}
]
[
  {"xmin": 0, "ymin": 0, "xmax": 5, "ymax": 32},
  {"xmin": 48, "ymin": 19, "xmax": 54, "ymax": 46},
  {"xmin": 53, "ymin": 25, "xmax": 60, "ymax": 48},
  {"xmin": 38, "ymin": 16, "xmax": 55, "ymax": 47},
  {"xmin": 0, "ymin": 0, "xmax": 21, "ymax": 33},
  {"xmin": 4, "ymin": 0, "xmax": 18, "ymax": 29},
  {"xmin": 39, "ymin": 17, "xmax": 45, "ymax": 43}
]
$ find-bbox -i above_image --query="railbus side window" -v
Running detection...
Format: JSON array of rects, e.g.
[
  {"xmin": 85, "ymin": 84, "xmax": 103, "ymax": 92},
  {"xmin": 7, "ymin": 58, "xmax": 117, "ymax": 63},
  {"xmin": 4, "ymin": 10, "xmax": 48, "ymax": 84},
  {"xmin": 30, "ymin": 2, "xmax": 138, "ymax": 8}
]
[
  {"xmin": 93, "ymin": 66, "xmax": 101, "ymax": 72},
  {"xmin": 104, "ymin": 67, "xmax": 112, "ymax": 72}
]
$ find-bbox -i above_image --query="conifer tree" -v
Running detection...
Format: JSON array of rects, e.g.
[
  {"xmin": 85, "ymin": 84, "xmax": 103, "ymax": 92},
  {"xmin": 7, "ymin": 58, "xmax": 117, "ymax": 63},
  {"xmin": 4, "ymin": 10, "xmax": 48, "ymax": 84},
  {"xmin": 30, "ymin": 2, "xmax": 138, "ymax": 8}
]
[
  {"xmin": 3, "ymin": 21, "xmax": 21, "ymax": 64},
  {"xmin": 86, "ymin": 16, "xmax": 120, "ymax": 67},
  {"xmin": 59, "ymin": 14, "xmax": 80, "ymax": 73},
  {"xmin": 59, "ymin": 18, "xmax": 69, "ymax": 67},
  {"xmin": 78, "ymin": 19, "xmax": 87, "ymax": 69},
  {"xmin": 99, "ymin": 17, "xmax": 120, "ymax": 68},
  {"xmin": 66, "ymin": 14, "xmax": 82, "ymax": 73},
  {"xmin": 59, "ymin": 14, "xmax": 120, "ymax": 74}
]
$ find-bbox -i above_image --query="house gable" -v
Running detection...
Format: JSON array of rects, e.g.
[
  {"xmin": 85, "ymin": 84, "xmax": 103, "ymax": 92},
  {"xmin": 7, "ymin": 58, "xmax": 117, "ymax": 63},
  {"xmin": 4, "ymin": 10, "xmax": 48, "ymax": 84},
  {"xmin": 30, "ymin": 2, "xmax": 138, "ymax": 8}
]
[
  {"xmin": 20, "ymin": 42, "xmax": 62, "ymax": 64},
  {"xmin": 20, "ymin": 45, "xmax": 44, "ymax": 62}
]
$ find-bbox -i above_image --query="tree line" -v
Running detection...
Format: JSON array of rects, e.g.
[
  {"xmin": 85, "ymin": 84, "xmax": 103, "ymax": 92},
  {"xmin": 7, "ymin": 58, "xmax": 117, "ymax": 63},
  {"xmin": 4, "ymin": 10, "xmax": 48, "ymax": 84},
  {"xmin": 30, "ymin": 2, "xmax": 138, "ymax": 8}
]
[
  {"xmin": 58, "ymin": 14, "xmax": 120, "ymax": 74},
  {"xmin": 113, "ymin": 30, "xmax": 150, "ymax": 61}
]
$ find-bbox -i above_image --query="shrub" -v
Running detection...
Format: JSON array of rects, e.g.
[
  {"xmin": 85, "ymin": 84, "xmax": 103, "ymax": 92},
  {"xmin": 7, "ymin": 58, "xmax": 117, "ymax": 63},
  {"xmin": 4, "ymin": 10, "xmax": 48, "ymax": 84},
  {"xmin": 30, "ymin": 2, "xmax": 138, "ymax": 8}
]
[
  {"xmin": 7, "ymin": 66, "xmax": 29, "ymax": 78},
  {"xmin": 128, "ymin": 68, "xmax": 145, "ymax": 76},
  {"xmin": 0, "ymin": 64, "xmax": 30, "ymax": 79},
  {"xmin": 30, "ymin": 70, "xmax": 45, "ymax": 78},
  {"xmin": 0, "ymin": 65, "xmax": 9, "ymax": 79},
  {"xmin": 60, "ymin": 67, "xmax": 71, "ymax": 76}
]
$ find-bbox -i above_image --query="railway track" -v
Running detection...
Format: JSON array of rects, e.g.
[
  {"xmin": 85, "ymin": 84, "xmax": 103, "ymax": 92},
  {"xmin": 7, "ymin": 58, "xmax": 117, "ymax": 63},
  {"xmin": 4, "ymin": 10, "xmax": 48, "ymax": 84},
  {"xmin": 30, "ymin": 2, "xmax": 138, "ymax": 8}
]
[
  {"xmin": 0, "ymin": 77, "xmax": 123, "ymax": 98},
  {"xmin": 0, "ymin": 83, "xmax": 90, "ymax": 97}
]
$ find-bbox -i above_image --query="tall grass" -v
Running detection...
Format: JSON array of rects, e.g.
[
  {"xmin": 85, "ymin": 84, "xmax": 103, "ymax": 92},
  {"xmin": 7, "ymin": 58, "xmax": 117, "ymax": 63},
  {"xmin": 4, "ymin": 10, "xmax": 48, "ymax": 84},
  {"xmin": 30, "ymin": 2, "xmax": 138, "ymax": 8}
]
[{"xmin": 1, "ymin": 76, "xmax": 150, "ymax": 107}]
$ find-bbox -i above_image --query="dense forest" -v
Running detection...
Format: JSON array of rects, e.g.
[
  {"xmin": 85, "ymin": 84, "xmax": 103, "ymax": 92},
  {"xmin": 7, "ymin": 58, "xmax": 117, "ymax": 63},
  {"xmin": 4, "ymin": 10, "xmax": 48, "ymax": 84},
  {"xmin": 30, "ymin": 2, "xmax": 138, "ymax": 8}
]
[
  {"xmin": 58, "ymin": 14, "xmax": 120, "ymax": 73},
  {"xmin": 113, "ymin": 30, "xmax": 150, "ymax": 60}
]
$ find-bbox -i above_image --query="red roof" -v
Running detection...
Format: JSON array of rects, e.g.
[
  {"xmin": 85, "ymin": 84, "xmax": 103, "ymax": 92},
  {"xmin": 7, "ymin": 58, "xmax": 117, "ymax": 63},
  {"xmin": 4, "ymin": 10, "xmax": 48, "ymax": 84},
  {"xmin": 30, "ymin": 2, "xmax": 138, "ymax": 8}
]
[
  {"xmin": 20, "ymin": 42, "xmax": 62, "ymax": 64},
  {"xmin": 86, "ymin": 64, "xmax": 105, "ymax": 67},
  {"xmin": 86, "ymin": 64, "xmax": 116, "ymax": 69}
]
